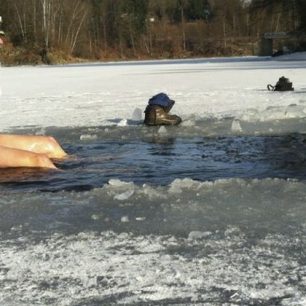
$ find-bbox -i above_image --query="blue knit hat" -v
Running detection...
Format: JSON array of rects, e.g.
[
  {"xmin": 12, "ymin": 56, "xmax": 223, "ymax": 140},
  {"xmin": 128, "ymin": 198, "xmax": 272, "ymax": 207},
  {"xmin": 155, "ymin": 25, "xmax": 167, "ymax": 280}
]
[{"xmin": 148, "ymin": 93, "xmax": 175, "ymax": 109}]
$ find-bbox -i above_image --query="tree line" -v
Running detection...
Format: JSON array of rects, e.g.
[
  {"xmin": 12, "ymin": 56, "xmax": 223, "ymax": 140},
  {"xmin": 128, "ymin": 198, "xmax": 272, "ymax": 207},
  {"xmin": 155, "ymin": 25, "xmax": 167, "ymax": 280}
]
[{"xmin": 0, "ymin": 0, "xmax": 306, "ymax": 64}]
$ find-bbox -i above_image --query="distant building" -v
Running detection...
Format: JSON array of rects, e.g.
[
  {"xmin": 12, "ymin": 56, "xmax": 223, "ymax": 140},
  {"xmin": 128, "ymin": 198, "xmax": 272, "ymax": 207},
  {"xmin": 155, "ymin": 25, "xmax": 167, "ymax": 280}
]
[{"xmin": 259, "ymin": 32, "xmax": 306, "ymax": 56}]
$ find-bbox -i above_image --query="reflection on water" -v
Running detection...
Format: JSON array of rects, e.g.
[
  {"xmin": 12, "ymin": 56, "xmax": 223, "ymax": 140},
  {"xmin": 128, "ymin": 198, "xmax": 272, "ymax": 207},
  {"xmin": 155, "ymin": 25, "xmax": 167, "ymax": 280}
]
[{"xmin": 0, "ymin": 168, "xmax": 51, "ymax": 183}]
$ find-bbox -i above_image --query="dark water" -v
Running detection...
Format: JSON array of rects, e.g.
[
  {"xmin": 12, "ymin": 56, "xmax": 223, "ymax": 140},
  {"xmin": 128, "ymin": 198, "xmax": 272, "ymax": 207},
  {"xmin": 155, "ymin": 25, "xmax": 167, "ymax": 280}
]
[{"xmin": 1, "ymin": 127, "xmax": 306, "ymax": 192}]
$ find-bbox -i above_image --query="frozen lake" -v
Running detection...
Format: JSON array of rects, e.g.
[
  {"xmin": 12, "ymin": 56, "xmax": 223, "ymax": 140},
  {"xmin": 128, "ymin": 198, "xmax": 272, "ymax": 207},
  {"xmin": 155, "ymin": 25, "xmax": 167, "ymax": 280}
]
[{"xmin": 1, "ymin": 55, "xmax": 306, "ymax": 305}]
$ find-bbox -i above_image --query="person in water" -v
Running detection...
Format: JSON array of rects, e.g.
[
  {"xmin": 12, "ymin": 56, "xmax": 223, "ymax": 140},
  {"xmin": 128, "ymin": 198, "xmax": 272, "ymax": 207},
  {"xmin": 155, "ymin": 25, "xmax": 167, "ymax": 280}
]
[
  {"xmin": 0, "ymin": 134, "xmax": 67, "ymax": 169},
  {"xmin": 144, "ymin": 93, "xmax": 182, "ymax": 126}
]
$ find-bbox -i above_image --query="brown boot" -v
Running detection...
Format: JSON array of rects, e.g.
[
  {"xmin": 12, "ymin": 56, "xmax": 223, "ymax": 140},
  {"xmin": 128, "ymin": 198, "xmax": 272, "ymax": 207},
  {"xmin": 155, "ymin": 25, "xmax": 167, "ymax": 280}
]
[{"xmin": 144, "ymin": 105, "xmax": 181, "ymax": 126}]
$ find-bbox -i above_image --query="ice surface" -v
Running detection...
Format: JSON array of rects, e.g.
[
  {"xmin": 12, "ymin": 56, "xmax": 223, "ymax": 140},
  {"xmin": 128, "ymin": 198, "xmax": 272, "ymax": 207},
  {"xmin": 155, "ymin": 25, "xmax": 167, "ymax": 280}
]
[
  {"xmin": 0, "ymin": 176, "xmax": 306, "ymax": 304},
  {"xmin": 0, "ymin": 225, "xmax": 306, "ymax": 305},
  {"xmin": 114, "ymin": 189, "xmax": 134, "ymax": 201},
  {"xmin": 1, "ymin": 53, "xmax": 306, "ymax": 134},
  {"xmin": 131, "ymin": 107, "xmax": 143, "ymax": 121},
  {"xmin": 231, "ymin": 119, "xmax": 243, "ymax": 132},
  {"xmin": 1, "ymin": 53, "xmax": 306, "ymax": 305}
]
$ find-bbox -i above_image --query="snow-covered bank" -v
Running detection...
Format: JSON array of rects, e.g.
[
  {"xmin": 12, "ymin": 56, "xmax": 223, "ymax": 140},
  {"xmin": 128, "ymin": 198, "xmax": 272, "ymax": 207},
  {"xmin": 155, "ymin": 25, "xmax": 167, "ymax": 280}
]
[{"xmin": 1, "ymin": 53, "xmax": 306, "ymax": 133}]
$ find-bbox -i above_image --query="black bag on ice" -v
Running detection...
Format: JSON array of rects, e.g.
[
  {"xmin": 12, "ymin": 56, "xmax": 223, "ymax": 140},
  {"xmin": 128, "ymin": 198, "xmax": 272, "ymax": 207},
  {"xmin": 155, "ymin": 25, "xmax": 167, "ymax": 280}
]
[{"xmin": 267, "ymin": 76, "xmax": 294, "ymax": 91}]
